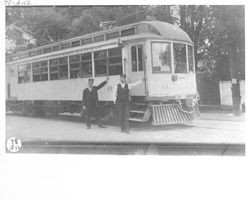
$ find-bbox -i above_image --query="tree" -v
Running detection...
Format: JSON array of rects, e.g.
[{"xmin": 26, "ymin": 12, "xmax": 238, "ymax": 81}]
[
  {"xmin": 213, "ymin": 5, "xmax": 245, "ymax": 115},
  {"xmin": 151, "ymin": 5, "xmax": 177, "ymax": 24},
  {"xmin": 5, "ymin": 6, "xmax": 148, "ymax": 51},
  {"xmin": 179, "ymin": 5, "xmax": 216, "ymax": 71},
  {"xmin": 6, "ymin": 6, "xmax": 71, "ymax": 49}
]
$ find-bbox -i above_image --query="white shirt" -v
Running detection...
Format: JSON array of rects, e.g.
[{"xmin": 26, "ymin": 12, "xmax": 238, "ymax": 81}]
[{"xmin": 113, "ymin": 80, "xmax": 143, "ymax": 103}]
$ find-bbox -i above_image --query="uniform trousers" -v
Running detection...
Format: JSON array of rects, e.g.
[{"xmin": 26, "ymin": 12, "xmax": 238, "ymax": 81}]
[
  {"xmin": 85, "ymin": 104, "xmax": 101, "ymax": 127},
  {"xmin": 116, "ymin": 101, "xmax": 129, "ymax": 131}
]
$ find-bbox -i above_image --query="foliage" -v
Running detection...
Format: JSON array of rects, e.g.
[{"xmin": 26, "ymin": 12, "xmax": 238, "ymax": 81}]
[
  {"xmin": 178, "ymin": 5, "xmax": 244, "ymax": 81},
  {"xmin": 5, "ymin": 5, "xmax": 245, "ymax": 81},
  {"xmin": 6, "ymin": 6, "xmax": 147, "ymax": 48},
  {"xmin": 212, "ymin": 5, "xmax": 245, "ymax": 80},
  {"xmin": 179, "ymin": 6, "xmax": 216, "ymax": 69}
]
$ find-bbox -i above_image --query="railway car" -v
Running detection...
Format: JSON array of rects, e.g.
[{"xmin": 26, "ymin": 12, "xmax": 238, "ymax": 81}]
[{"xmin": 6, "ymin": 20, "xmax": 199, "ymax": 125}]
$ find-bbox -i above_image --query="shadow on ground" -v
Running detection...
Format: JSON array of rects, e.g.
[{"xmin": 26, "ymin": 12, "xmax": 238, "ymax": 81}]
[{"xmin": 6, "ymin": 112, "xmax": 194, "ymax": 132}]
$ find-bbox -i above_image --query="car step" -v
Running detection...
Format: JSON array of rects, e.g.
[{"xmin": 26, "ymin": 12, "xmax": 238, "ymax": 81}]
[
  {"xmin": 129, "ymin": 103, "xmax": 151, "ymax": 122},
  {"xmin": 129, "ymin": 110, "xmax": 146, "ymax": 114},
  {"xmin": 129, "ymin": 118, "xmax": 146, "ymax": 122}
]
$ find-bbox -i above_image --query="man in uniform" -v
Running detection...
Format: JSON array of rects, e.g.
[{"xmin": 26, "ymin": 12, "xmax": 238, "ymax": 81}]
[
  {"xmin": 113, "ymin": 74, "xmax": 145, "ymax": 134},
  {"xmin": 82, "ymin": 76, "xmax": 109, "ymax": 129}
]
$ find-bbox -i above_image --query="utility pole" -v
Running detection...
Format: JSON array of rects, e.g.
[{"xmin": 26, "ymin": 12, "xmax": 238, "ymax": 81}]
[{"xmin": 228, "ymin": 40, "xmax": 241, "ymax": 116}]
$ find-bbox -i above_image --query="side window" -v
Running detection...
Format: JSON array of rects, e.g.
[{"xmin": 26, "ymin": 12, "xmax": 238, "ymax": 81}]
[
  {"xmin": 94, "ymin": 50, "xmax": 108, "ymax": 76},
  {"xmin": 58, "ymin": 57, "xmax": 68, "ymax": 80},
  {"xmin": 18, "ymin": 66, "xmax": 25, "ymax": 83},
  {"xmin": 69, "ymin": 55, "xmax": 80, "ymax": 79},
  {"xmin": 131, "ymin": 45, "xmax": 144, "ymax": 72},
  {"xmin": 188, "ymin": 45, "xmax": 194, "ymax": 72},
  {"xmin": 108, "ymin": 47, "xmax": 122, "ymax": 76},
  {"xmin": 70, "ymin": 53, "xmax": 92, "ymax": 79},
  {"xmin": 25, "ymin": 64, "xmax": 32, "ymax": 83},
  {"xmin": 40, "ymin": 61, "xmax": 48, "ymax": 81},
  {"xmin": 173, "ymin": 43, "xmax": 187, "ymax": 73},
  {"xmin": 81, "ymin": 53, "xmax": 92, "ymax": 78},
  {"xmin": 32, "ymin": 62, "xmax": 41, "ymax": 82},
  {"xmin": 49, "ymin": 59, "xmax": 59, "ymax": 80},
  {"xmin": 18, "ymin": 64, "xmax": 32, "ymax": 83}
]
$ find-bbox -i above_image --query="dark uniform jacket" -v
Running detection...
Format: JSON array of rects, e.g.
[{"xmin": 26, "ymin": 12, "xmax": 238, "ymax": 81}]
[
  {"xmin": 116, "ymin": 83, "xmax": 129, "ymax": 103},
  {"xmin": 82, "ymin": 81, "xmax": 107, "ymax": 109}
]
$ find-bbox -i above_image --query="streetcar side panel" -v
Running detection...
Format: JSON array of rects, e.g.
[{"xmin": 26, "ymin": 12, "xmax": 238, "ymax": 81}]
[{"xmin": 8, "ymin": 74, "xmax": 120, "ymax": 101}]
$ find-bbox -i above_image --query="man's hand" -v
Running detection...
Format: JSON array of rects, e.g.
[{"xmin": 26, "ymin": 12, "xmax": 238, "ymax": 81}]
[
  {"xmin": 82, "ymin": 105, "xmax": 86, "ymax": 110},
  {"xmin": 105, "ymin": 76, "xmax": 109, "ymax": 82}
]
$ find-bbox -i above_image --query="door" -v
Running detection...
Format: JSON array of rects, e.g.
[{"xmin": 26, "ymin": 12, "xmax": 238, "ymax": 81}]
[{"xmin": 126, "ymin": 43, "xmax": 147, "ymax": 96}]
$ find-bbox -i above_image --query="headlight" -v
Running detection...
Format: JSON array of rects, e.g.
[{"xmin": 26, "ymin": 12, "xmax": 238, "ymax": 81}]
[{"xmin": 185, "ymin": 99, "xmax": 193, "ymax": 107}]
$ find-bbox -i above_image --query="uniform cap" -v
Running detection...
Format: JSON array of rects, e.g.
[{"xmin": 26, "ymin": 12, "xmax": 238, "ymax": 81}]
[
  {"xmin": 88, "ymin": 78, "xmax": 94, "ymax": 82},
  {"xmin": 120, "ymin": 74, "xmax": 126, "ymax": 78}
]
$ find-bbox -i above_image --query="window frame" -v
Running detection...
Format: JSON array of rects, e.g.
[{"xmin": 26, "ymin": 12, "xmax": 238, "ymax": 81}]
[
  {"xmin": 94, "ymin": 50, "xmax": 108, "ymax": 77},
  {"xmin": 69, "ymin": 53, "xmax": 93, "ymax": 79},
  {"xmin": 71, "ymin": 40, "xmax": 81, "ymax": 47},
  {"xmin": 131, "ymin": 44, "xmax": 144, "ymax": 72},
  {"xmin": 49, "ymin": 58, "xmax": 59, "ymax": 81},
  {"xmin": 173, "ymin": 43, "xmax": 188, "ymax": 74},
  {"xmin": 188, "ymin": 45, "xmax": 195, "ymax": 73},
  {"xmin": 58, "ymin": 57, "xmax": 68, "ymax": 80},
  {"xmin": 31, "ymin": 61, "xmax": 49, "ymax": 82},
  {"xmin": 32, "ymin": 62, "xmax": 41, "ymax": 82},
  {"xmin": 80, "ymin": 52, "xmax": 92, "ymax": 78},
  {"xmin": 106, "ymin": 31, "xmax": 120, "ymax": 40},
  {"xmin": 61, "ymin": 43, "xmax": 71, "ymax": 49},
  {"xmin": 107, "ymin": 47, "xmax": 123, "ymax": 76},
  {"xmin": 69, "ymin": 54, "xmax": 81, "ymax": 79},
  {"xmin": 94, "ymin": 35, "xmax": 105, "ymax": 43},
  {"xmin": 18, "ymin": 64, "xmax": 32, "ymax": 84},
  {"xmin": 40, "ymin": 61, "xmax": 48, "ymax": 81},
  {"xmin": 81, "ymin": 38, "xmax": 93, "ymax": 45},
  {"xmin": 151, "ymin": 41, "xmax": 172, "ymax": 74},
  {"xmin": 121, "ymin": 27, "xmax": 136, "ymax": 37}
]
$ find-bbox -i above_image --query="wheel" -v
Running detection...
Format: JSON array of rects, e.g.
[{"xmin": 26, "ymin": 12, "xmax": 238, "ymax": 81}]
[{"xmin": 22, "ymin": 103, "xmax": 36, "ymax": 117}]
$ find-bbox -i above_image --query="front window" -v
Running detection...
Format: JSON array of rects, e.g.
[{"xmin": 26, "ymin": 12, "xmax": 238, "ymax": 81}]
[
  {"xmin": 152, "ymin": 42, "xmax": 171, "ymax": 73},
  {"xmin": 188, "ymin": 45, "xmax": 194, "ymax": 72},
  {"xmin": 173, "ymin": 43, "xmax": 187, "ymax": 73}
]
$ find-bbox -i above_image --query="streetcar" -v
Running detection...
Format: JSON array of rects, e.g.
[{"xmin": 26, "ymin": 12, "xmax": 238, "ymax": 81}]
[{"xmin": 6, "ymin": 19, "xmax": 199, "ymax": 125}]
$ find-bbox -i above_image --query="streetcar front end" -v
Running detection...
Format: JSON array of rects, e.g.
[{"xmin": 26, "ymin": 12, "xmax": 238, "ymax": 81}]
[
  {"xmin": 126, "ymin": 21, "xmax": 200, "ymax": 125},
  {"xmin": 144, "ymin": 40, "xmax": 199, "ymax": 125}
]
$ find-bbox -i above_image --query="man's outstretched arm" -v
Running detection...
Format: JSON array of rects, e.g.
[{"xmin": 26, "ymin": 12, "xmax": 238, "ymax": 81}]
[
  {"xmin": 128, "ymin": 77, "xmax": 146, "ymax": 89},
  {"xmin": 96, "ymin": 76, "xmax": 109, "ymax": 90}
]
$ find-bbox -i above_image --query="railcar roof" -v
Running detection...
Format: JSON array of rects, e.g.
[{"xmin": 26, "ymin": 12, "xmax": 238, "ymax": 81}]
[
  {"xmin": 6, "ymin": 20, "xmax": 193, "ymax": 63},
  {"xmin": 143, "ymin": 21, "xmax": 192, "ymax": 44}
]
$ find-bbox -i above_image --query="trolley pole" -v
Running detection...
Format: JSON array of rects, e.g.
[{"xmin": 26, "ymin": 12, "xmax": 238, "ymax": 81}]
[{"xmin": 228, "ymin": 41, "xmax": 241, "ymax": 116}]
